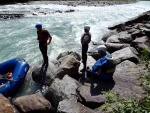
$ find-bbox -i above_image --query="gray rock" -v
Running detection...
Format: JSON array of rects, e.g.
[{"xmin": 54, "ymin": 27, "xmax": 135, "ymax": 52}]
[
  {"xmin": 118, "ymin": 31, "xmax": 133, "ymax": 43},
  {"xmin": 14, "ymin": 92, "xmax": 51, "ymax": 113},
  {"xmin": 55, "ymin": 55, "xmax": 80, "ymax": 80},
  {"xmin": 79, "ymin": 56, "xmax": 96, "ymax": 71},
  {"xmin": 111, "ymin": 47, "xmax": 139, "ymax": 64},
  {"xmin": 101, "ymin": 30, "xmax": 117, "ymax": 42},
  {"xmin": 32, "ymin": 62, "xmax": 57, "ymax": 86},
  {"xmin": 57, "ymin": 51, "xmax": 81, "ymax": 61},
  {"xmin": 77, "ymin": 83, "xmax": 112, "ymax": 109},
  {"xmin": 0, "ymin": 94, "xmax": 14, "ymax": 113},
  {"xmin": 131, "ymin": 36, "xmax": 150, "ymax": 52},
  {"xmin": 112, "ymin": 60, "xmax": 145, "ymax": 101},
  {"xmin": 131, "ymin": 29, "xmax": 144, "ymax": 38},
  {"xmin": 44, "ymin": 75, "xmax": 81, "ymax": 111},
  {"xmin": 91, "ymin": 41, "xmax": 130, "ymax": 53},
  {"xmin": 106, "ymin": 34, "xmax": 120, "ymax": 43},
  {"xmin": 105, "ymin": 43, "xmax": 130, "ymax": 53},
  {"xmin": 57, "ymin": 99, "xmax": 102, "ymax": 113}
]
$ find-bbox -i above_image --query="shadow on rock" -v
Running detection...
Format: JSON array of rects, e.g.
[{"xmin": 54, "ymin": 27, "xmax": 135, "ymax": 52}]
[
  {"xmin": 77, "ymin": 76, "xmax": 115, "ymax": 109},
  {"xmin": 90, "ymin": 77, "xmax": 115, "ymax": 96}
]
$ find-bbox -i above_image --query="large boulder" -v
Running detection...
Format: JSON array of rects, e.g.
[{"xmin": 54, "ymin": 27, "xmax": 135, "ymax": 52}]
[
  {"xmin": 14, "ymin": 92, "xmax": 51, "ymax": 113},
  {"xmin": 32, "ymin": 62, "xmax": 57, "ymax": 86},
  {"xmin": 111, "ymin": 47, "xmax": 139, "ymax": 64},
  {"xmin": 57, "ymin": 99, "xmax": 102, "ymax": 113},
  {"xmin": 91, "ymin": 42, "xmax": 130, "ymax": 53},
  {"xmin": 44, "ymin": 75, "xmax": 82, "ymax": 111},
  {"xmin": 131, "ymin": 36, "xmax": 150, "ymax": 52},
  {"xmin": 55, "ymin": 55, "xmax": 80, "ymax": 79},
  {"xmin": 104, "ymin": 43, "xmax": 130, "ymax": 53},
  {"xmin": 79, "ymin": 56, "xmax": 96, "ymax": 71},
  {"xmin": 106, "ymin": 34, "xmax": 120, "ymax": 43},
  {"xmin": 118, "ymin": 31, "xmax": 133, "ymax": 43},
  {"xmin": 77, "ymin": 80, "xmax": 115, "ymax": 109},
  {"xmin": 57, "ymin": 51, "xmax": 81, "ymax": 61},
  {"xmin": 101, "ymin": 30, "xmax": 118, "ymax": 42},
  {"xmin": 0, "ymin": 94, "xmax": 14, "ymax": 113},
  {"xmin": 112, "ymin": 60, "xmax": 145, "ymax": 101}
]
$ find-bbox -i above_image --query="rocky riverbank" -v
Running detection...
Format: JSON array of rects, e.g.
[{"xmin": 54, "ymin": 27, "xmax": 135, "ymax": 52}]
[
  {"xmin": 0, "ymin": 10, "xmax": 149, "ymax": 113},
  {"xmin": 0, "ymin": 0, "xmax": 137, "ymax": 19},
  {"xmin": 28, "ymin": 0, "xmax": 137, "ymax": 7},
  {"xmin": 0, "ymin": 0, "xmax": 137, "ymax": 6}
]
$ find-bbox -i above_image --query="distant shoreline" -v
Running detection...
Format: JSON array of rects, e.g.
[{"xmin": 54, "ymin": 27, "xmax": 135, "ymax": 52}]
[
  {"xmin": 1, "ymin": 0, "xmax": 137, "ymax": 6},
  {"xmin": 27, "ymin": 0, "xmax": 137, "ymax": 7}
]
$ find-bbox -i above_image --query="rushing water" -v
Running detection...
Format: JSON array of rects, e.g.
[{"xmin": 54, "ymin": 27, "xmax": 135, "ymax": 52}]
[{"xmin": 0, "ymin": 1, "xmax": 150, "ymax": 97}]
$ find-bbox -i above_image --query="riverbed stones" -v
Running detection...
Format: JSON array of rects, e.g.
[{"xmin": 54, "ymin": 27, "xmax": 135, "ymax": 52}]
[
  {"xmin": 111, "ymin": 47, "xmax": 139, "ymax": 64},
  {"xmin": 32, "ymin": 62, "xmax": 57, "ymax": 86},
  {"xmin": 44, "ymin": 75, "xmax": 81, "ymax": 111},
  {"xmin": 0, "ymin": 13, "xmax": 24, "ymax": 19},
  {"xmin": 55, "ymin": 55, "xmax": 80, "ymax": 79},
  {"xmin": 112, "ymin": 60, "xmax": 145, "ymax": 101},
  {"xmin": 0, "ymin": 94, "xmax": 14, "ymax": 113},
  {"xmin": 57, "ymin": 99, "xmax": 102, "ymax": 113},
  {"xmin": 14, "ymin": 92, "xmax": 51, "ymax": 113},
  {"xmin": 57, "ymin": 51, "xmax": 81, "ymax": 61}
]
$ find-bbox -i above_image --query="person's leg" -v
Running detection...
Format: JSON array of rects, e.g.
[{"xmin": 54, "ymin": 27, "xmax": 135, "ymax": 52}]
[
  {"xmin": 39, "ymin": 43, "xmax": 48, "ymax": 65},
  {"xmin": 81, "ymin": 44, "xmax": 88, "ymax": 72}
]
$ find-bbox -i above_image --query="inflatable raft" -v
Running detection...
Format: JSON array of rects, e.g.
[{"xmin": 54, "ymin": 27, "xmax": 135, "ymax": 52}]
[{"xmin": 0, "ymin": 58, "xmax": 29, "ymax": 97}]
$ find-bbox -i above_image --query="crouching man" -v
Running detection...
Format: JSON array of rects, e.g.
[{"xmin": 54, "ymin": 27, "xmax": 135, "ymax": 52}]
[{"xmin": 86, "ymin": 45, "xmax": 116, "ymax": 80}]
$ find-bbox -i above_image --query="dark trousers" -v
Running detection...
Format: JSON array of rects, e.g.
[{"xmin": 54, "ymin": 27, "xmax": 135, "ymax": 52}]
[
  {"xmin": 39, "ymin": 42, "xmax": 48, "ymax": 65},
  {"xmin": 82, "ymin": 44, "xmax": 88, "ymax": 70}
]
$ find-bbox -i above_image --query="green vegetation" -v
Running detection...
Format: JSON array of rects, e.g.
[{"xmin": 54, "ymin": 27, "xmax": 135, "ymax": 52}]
[{"xmin": 99, "ymin": 48, "xmax": 150, "ymax": 113}]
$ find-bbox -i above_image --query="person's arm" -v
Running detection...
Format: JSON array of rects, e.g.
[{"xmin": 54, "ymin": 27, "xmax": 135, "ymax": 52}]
[
  {"xmin": 37, "ymin": 31, "xmax": 39, "ymax": 40},
  {"xmin": 47, "ymin": 34, "xmax": 52, "ymax": 45},
  {"xmin": 91, "ymin": 58, "xmax": 105, "ymax": 74},
  {"xmin": 81, "ymin": 34, "xmax": 84, "ymax": 45}
]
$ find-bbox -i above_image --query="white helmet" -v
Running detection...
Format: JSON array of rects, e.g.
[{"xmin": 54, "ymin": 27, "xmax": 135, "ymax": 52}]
[{"xmin": 96, "ymin": 45, "xmax": 106, "ymax": 52}]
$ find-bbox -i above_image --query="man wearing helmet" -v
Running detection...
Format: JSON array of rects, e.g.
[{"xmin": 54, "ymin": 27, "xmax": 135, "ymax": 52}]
[
  {"xmin": 86, "ymin": 45, "xmax": 116, "ymax": 80},
  {"xmin": 35, "ymin": 24, "xmax": 52, "ymax": 66},
  {"xmin": 80, "ymin": 26, "xmax": 91, "ymax": 72}
]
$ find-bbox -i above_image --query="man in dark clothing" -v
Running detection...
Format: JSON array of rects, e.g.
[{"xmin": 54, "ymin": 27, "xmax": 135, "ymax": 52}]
[
  {"xmin": 35, "ymin": 24, "xmax": 52, "ymax": 66},
  {"xmin": 80, "ymin": 26, "xmax": 91, "ymax": 72}
]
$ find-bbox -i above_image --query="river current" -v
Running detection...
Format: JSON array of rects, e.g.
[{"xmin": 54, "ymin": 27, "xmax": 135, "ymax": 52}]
[{"xmin": 0, "ymin": 1, "xmax": 150, "ymax": 97}]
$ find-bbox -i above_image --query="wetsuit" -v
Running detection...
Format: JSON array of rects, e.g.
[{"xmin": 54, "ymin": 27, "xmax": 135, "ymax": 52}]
[
  {"xmin": 37, "ymin": 30, "xmax": 50, "ymax": 65},
  {"xmin": 81, "ymin": 33, "xmax": 91, "ymax": 71}
]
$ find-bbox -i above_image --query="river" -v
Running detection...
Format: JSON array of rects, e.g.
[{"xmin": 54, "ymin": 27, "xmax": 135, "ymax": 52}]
[{"xmin": 0, "ymin": 1, "xmax": 150, "ymax": 97}]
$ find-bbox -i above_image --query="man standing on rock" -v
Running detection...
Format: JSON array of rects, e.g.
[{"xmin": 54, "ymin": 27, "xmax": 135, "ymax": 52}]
[
  {"xmin": 80, "ymin": 26, "xmax": 91, "ymax": 72},
  {"xmin": 35, "ymin": 24, "xmax": 52, "ymax": 67}
]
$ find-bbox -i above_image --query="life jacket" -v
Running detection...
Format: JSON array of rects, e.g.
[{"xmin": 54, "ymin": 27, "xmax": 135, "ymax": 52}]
[
  {"xmin": 37, "ymin": 30, "xmax": 50, "ymax": 42},
  {"xmin": 83, "ymin": 33, "xmax": 91, "ymax": 44},
  {"xmin": 100, "ymin": 57, "xmax": 116, "ymax": 74}
]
